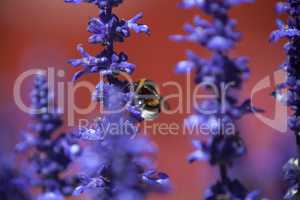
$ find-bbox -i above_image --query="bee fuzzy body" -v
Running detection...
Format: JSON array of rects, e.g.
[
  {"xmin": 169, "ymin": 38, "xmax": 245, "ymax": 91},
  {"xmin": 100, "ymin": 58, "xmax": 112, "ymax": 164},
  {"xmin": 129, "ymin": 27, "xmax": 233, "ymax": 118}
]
[{"xmin": 132, "ymin": 79, "xmax": 163, "ymax": 121}]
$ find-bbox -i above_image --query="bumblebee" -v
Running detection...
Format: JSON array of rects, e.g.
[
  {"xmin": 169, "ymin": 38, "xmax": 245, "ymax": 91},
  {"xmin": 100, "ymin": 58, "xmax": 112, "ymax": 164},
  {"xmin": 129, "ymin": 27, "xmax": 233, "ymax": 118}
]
[{"xmin": 131, "ymin": 79, "xmax": 167, "ymax": 121}]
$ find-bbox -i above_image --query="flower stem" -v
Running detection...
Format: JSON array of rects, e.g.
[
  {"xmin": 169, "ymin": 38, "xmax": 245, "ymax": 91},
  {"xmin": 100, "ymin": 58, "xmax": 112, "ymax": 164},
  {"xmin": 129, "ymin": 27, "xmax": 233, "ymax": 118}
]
[{"xmin": 219, "ymin": 164, "xmax": 229, "ymax": 184}]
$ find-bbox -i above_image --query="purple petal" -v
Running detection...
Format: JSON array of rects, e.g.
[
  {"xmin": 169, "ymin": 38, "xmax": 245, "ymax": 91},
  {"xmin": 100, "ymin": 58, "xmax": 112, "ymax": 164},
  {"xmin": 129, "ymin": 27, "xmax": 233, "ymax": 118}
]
[
  {"xmin": 180, "ymin": 0, "xmax": 205, "ymax": 9},
  {"xmin": 227, "ymin": 0, "xmax": 254, "ymax": 6},
  {"xmin": 142, "ymin": 171, "xmax": 170, "ymax": 192},
  {"xmin": 176, "ymin": 60, "xmax": 195, "ymax": 73},
  {"xmin": 276, "ymin": 19, "xmax": 285, "ymax": 30},
  {"xmin": 64, "ymin": 0, "xmax": 81, "ymax": 4},
  {"xmin": 183, "ymin": 23, "xmax": 195, "ymax": 33},
  {"xmin": 72, "ymin": 70, "xmax": 86, "ymax": 81},
  {"xmin": 276, "ymin": 2, "xmax": 290, "ymax": 14},
  {"xmin": 88, "ymin": 34, "xmax": 105, "ymax": 44},
  {"xmin": 207, "ymin": 36, "xmax": 233, "ymax": 51},
  {"xmin": 88, "ymin": 18, "xmax": 105, "ymax": 33},
  {"xmin": 76, "ymin": 128, "xmax": 103, "ymax": 141},
  {"xmin": 127, "ymin": 13, "xmax": 150, "ymax": 34},
  {"xmin": 37, "ymin": 192, "xmax": 64, "ymax": 200},
  {"xmin": 68, "ymin": 59, "xmax": 82, "ymax": 67},
  {"xmin": 270, "ymin": 28, "xmax": 300, "ymax": 42},
  {"xmin": 193, "ymin": 16, "xmax": 210, "ymax": 27},
  {"xmin": 169, "ymin": 34, "xmax": 185, "ymax": 41},
  {"xmin": 188, "ymin": 149, "xmax": 209, "ymax": 163},
  {"xmin": 128, "ymin": 24, "xmax": 150, "ymax": 34},
  {"xmin": 76, "ymin": 44, "xmax": 89, "ymax": 57},
  {"xmin": 117, "ymin": 62, "xmax": 136, "ymax": 74}
]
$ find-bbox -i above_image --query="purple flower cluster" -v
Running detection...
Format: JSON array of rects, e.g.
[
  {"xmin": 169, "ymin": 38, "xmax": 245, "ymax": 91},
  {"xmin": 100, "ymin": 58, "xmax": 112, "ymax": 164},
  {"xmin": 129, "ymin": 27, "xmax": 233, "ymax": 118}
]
[
  {"xmin": 64, "ymin": 0, "xmax": 170, "ymax": 199},
  {"xmin": 65, "ymin": 0, "xmax": 149, "ymax": 81},
  {"xmin": 74, "ymin": 115, "xmax": 170, "ymax": 199},
  {"xmin": 270, "ymin": 1, "xmax": 300, "ymax": 199},
  {"xmin": 16, "ymin": 75, "xmax": 81, "ymax": 200},
  {"xmin": 172, "ymin": 0, "xmax": 263, "ymax": 199},
  {"xmin": 0, "ymin": 157, "xmax": 31, "ymax": 200}
]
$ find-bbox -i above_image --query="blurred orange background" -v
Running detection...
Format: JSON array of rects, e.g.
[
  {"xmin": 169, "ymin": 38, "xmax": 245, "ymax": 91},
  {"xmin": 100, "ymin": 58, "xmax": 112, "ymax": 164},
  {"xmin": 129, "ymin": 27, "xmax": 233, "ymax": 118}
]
[{"xmin": 0, "ymin": 0, "xmax": 295, "ymax": 199}]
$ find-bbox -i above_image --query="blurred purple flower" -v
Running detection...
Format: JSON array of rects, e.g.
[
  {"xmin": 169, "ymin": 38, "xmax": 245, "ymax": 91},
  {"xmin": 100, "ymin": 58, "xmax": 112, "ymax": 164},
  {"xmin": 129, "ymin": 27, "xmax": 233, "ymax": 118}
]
[
  {"xmin": 64, "ymin": 0, "xmax": 170, "ymax": 199},
  {"xmin": 0, "ymin": 157, "xmax": 31, "ymax": 200},
  {"xmin": 205, "ymin": 180, "xmax": 260, "ymax": 200},
  {"xmin": 173, "ymin": 0, "xmax": 264, "ymax": 199},
  {"xmin": 71, "ymin": 85, "xmax": 170, "ymax": 199},
  {"xmin": 16, "ymin": 75, "xmax": 81, "ymax": 198},
  {"xmin": 271, "ymin": 1, "xmax": 300, "ymax": 199}
]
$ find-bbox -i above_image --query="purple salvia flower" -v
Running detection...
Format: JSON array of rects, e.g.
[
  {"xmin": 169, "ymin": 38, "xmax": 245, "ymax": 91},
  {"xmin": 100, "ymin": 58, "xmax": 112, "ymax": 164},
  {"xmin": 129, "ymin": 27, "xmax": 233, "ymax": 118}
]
[
  {"xmin": 65, "ymin": 0, "xmax": 148, "ymax": 80},
  {"xmin": 127, "ymin": 13, "xmax": 150, "ymax": 34},
  {"xmin": 16, "ymin": 75, "xmax": 81, "ymax": 199},
  {"xmin": 172, "ymin": 0, "xmax": 264, "ymax": 199},
  {"xmin": 64, "ymin": 0, "xmax": 170, "ymax": 199},
  {"xmin": 0, "ymin": 156, "xmax": 31, "ymax": 200},
  {"xmin": 71, "ymin": 85, "xmax": 170, "ymax": 199},
  {"xmin": 271, "ymin": 1, "xmax": 300, "ymax": 199}
]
